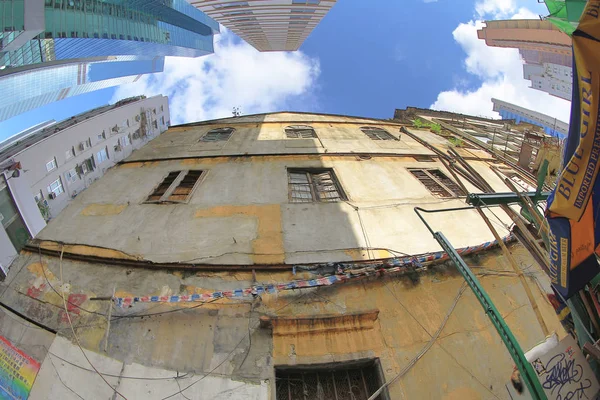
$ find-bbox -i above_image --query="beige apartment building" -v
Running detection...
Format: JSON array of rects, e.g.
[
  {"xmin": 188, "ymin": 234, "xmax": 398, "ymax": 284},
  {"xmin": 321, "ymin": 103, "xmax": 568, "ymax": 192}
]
[
  {"xmin": 477, "ymin": 19, "xmax": 572, "ymax": 55},
  {"xmin": 190, "ymin": 0, "xmax": 337, "ymax": 51},
  {"xmin": 0, "ymin": 112, "xmax": 564, "ymax": 399}
]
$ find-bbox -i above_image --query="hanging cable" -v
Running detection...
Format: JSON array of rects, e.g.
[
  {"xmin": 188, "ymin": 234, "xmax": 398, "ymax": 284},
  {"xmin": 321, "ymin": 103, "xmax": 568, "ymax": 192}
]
[
  {"xmin": 367, "ymin": 283, "xmax": 468, "ymax": 400},
  {"xmin": 58, "ymin": 246, "xmax": 129, "ymax": 400}
]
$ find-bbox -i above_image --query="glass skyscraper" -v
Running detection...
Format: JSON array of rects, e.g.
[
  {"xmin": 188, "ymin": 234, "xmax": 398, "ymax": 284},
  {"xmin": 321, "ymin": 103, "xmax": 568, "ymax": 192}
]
[
  {"xmin": 0, "ymin": 56, "xmax": 165, "ymax": 121},
  {"xmin": 0, "ymin": 0, "xmax": 218, "ymax": 122}
]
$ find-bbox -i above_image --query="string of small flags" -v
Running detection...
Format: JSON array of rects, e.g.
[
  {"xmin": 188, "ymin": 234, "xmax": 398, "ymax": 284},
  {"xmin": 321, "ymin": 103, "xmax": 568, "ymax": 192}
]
[{"xmin": 114, "ymin": 234, "xmax": 512, "ymax": 308}]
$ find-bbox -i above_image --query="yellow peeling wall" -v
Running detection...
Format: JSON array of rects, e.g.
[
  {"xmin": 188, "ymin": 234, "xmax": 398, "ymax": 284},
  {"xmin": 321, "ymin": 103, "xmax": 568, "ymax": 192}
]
[{"xmin": 9, "ymin": 113, "xmax": 564, "ymax": 400}]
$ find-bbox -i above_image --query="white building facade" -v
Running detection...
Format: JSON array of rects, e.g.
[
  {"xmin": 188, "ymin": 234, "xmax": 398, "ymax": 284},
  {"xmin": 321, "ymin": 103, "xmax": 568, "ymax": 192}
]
[
  {"xmin": 491, "ymin": 97, "xmax": 569, "ymax": 137},
  {"xmin": 523, "ymin": 62, "xmax": 572, "ymax": 101},
  {"xmin": 0, "ymin": 95, "xmax": 170, "ymax": 229}
]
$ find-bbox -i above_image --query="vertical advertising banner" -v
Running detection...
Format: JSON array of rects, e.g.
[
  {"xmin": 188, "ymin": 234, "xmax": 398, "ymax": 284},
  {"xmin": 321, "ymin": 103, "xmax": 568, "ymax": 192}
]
[{"xmin": 546, "ymin": 0, "xmax": 600, "ymax": 298}]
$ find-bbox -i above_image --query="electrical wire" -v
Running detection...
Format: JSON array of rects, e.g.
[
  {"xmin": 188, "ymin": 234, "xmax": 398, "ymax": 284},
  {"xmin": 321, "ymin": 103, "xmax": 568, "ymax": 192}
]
[
  {"xmin": 384, "ymin": 280, "xmax": 500, "ymax": 399},
  {"xmin": 159, "ymin": 292, "xmax": 308, "ymax": 400},
  {"xmin": 37, "ymin": 245, "xmax": 107, "ymax": 317},
  {"xmin": 48, "ymin": 352, "xmax": 87, "ymax": 400},
  {"xmin": 57, "ymin": 247, "xmax": 129, "ymax": 400},
  {"xmin": 367, "ymin": 283, "xmax": 468, "ymax": 400}
]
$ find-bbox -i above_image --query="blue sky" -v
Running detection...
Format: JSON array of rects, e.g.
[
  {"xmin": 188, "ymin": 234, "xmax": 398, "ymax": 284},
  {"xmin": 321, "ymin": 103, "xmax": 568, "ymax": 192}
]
[{"xmin": 0, "ymin": 0, "xmax": 569, "ymax": 142}]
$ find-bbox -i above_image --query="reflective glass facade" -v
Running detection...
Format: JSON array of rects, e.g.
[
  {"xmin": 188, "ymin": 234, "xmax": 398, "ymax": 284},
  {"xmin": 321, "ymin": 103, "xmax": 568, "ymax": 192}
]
[
  {"xmin": 0, "ymin": 0, "xmax": 217, "ymax": 122},
  {"xmin": 1, "ymin": 0, "xmax": 218, "ymax": 68},
  {"xmin": 0, "ymin": 56, "xmax": 165, "ymax": 121}
]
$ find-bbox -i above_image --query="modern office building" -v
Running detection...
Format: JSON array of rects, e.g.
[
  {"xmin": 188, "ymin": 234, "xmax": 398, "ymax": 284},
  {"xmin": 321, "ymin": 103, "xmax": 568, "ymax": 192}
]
[
  {"xmin": 477, "ymin": 19, "xmax": 573, "ymax": 100},
  {"xmin": 1, "ymin": 0, "xmax": 219, "ymax": 69},
  {"xmin": 191, "ymin": 0, "xmax": 336, "ymax": 51},
  {"xmin": 492, "ymin": 98, "xmax": 569, "ymax": 137},
  {"xmin": 0, "ymin": 95, "xmax": 170, "ymax": 226},
  {"xmin": 0, "ymin": 0, "xmax": 217, "ymax": 121},
  {"xmin": 0, "ymin": 56, "xmax": 165, "ymax": 122}
]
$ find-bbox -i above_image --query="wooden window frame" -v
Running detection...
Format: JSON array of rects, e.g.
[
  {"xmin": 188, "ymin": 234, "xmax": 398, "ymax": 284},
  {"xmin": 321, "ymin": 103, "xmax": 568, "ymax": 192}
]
[
  {"xmin": 287, "ymin": 168, "xmax": 347, "ymax": 203},
  {"xmin": 361, "ymin": 126, "xmax": 397, "ymax": 141},
  {"xmin": 200, "ymin": 127, "xmax": 235, "ymax": 142},
  {"xmin": 408, "ymin": 168, "xmax": 466, "ymax": 198},
  {"xmin": 144, "ymin": 170, "xmax": 205, "ymax": 204},
  {"xmin": 285, "ymin": 125, "xmax": 317, "ymax": 139}
]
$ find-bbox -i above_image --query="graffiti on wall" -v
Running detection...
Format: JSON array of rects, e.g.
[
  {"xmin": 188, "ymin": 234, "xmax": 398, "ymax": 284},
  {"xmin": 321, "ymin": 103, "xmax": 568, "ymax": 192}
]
[{"xmin": 0, "ymin": 335, "xmax": 40, "ymax": 400}]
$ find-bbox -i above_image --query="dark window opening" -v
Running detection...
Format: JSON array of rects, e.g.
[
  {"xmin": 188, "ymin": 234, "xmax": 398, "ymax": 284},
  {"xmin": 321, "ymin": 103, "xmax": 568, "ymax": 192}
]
[
  {"xmin": 200, "ymin": 127, "xmax": 234, "ymax": 142},
  {"xmin": 413, "ymin": 155, "xmax": 435, "ymax": 162},
  {"xmin": 146, "ymin": 170, "xmax": 203, "ymax": 203},
  {"xmin": 276, "ymin": 359, "xmax": 387, "ymax": 400},
  {"xmin": 408, "ymin": 168, "xmax": 466, "ymax": 198},
  {"xmin": 147, "ymin": 171, "xmax": 179, "ymax": 202},
  {"xmin": 361, "ymin": 127, "xmax": 397, "ymax": 141},
  {"xmin": 288, "ymin": 169, "xmax": 346, "ymax": 203},
  {"xmin": 285, "ymin": 125, "xmax": 317, "ymax": 139},
  {"xmin": 167, "ymin": 170, "xmax": 203, "ymax": 202}
]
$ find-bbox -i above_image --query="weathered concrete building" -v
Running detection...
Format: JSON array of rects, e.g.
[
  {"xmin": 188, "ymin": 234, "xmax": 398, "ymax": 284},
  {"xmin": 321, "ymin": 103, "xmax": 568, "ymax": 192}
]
[{"xmin": 0, "ymin": 112, "xmax": 564, "ymax": 399}]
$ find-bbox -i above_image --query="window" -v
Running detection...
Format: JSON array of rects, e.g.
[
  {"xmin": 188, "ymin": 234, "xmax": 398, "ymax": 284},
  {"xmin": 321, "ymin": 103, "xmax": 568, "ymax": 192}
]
[
  {"xmin": 161, "ymin": 116, "xmax": 165, "ymax": 125},
  {"xmin": 213, "ymin": 1, "xmax": 248, "ymax": 8},
  {"xmin": 361, "ymin": 127, "xmax": 397, "ymax": 141},
  {"xmin": 145, "ymin": 170, "xmax": 204, "ymax": 203},
  {"xmin": 34, "ymin": 191, "xmax": 44, "ymax": 204},
  {"xmin": 288, "ymin": 169, "xmax": 346, "ymax": 203},
  {"xmin": 292, "ymin": 0, "xmax": 320, "ymax": 4},
  {"xmin": 153, "ymin": 121, "xmax": 158, "ymax": 129},
  {"xmin": 46, "ymin": 158, "xmax": 57, "ymax": 172},
  {"xmin": 160, "ymin": 105, "xmax": 164, "ymax": 112},
  {"xmin": 275, "ymin": 360, "xmax": 386, "ymax": 400},
  {"xmin": 79, "ymin": 138, "xmax": 91, "ymax": 151},
  {"xmin": 65, "ymin": 148, "xmax": 75, "ymax": 161},
  {"xmin": 47, "ymin": 178, "xmax": 64, "ymax": 197},
  {"xmin": 96, "ymin": 147, "xmax": 109, "ymax": 164},
  {"xmin": 285, "ymin": 125, "xmax": 317, "ymax": 139},
  {"xmin": 120, "ymin": 135, "xmax": 131, "ymax": 147},
  {"xmin": 76, "ymin": 157, "xmax": 95, "ymax": 176},
  {"xmin": 200, "ymin": 127, "xmax": 234, "ymax": 142},
  {"xmin": 408, "ymin": 168, "xmax": 466, "ymax": 198},
  {"xmin": 64, "ymin": 168, "xmax": 78, "ymax": 184},
  {"xmin": 98, "ymin": 131, "xmax": 106, "ymax": 141}
]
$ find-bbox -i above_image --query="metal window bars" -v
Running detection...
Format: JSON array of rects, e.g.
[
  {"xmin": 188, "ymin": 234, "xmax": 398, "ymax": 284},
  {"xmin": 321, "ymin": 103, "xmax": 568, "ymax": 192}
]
[
  {"xmin": 200, "ymin": 127, "xmax": 235, "ymax": 142},
  {"xmin": 288, "ymin": 169, "xmax": 345, "ymax": 203},
  {"xmin": 360, "ymin": 127, "xmax": 396, "ymax": 141},
  {"xmin": 285, "ymin": 125, "xmax": 317, "ymax": 139}
]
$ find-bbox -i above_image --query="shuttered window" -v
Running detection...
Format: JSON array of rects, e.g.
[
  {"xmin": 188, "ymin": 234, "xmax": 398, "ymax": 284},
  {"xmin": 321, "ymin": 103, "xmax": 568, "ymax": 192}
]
[
  {"xmin": 285, "ymin": 125, "xmax": 317, "ymax": 139},
  {"xmin": 361, "ymin": 127, "xmax": 396, "ymax": 141},
  {"xmin": 288, "ymin": 169, "xmax": 346, "ymax": 203},
  {"xmin": 408, "ymin": 168, "xmax": 465, "ymax": 198},
  {"xmin": 146, "ymin": 170, "xmax": 204, "ymax": 203},
  {"xmin": 167, "ymin": 170, "xmax": 203, "ymax": 202},
  {"xmin": 200, "ymin": 127, "xmax": 234, "ymax": 142}
]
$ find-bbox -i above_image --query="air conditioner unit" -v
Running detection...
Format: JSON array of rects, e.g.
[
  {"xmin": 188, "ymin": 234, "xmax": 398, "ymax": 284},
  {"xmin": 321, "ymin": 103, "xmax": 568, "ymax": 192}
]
[
  {"xmin": 48, "ymin": 192, "xmax": 57, "ymax": 199},
  {"xmin": 114, "ymin": 144, "xmax": 122, "ymax": 152},
  {"xmin": 79, "ymin": 143, "xmax": 85, "ymax": 151}
]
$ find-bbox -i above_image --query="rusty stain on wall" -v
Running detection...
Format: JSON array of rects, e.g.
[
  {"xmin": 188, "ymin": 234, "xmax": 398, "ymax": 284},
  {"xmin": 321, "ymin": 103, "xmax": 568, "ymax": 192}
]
[{"xmin": 195, "ymin": 205, "xmax": 284, "ymax": 264}]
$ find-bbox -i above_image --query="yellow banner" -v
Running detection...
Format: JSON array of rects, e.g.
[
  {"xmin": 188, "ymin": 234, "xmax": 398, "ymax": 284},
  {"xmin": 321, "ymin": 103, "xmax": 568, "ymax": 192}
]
[{"xmin": 549, "ymin": 24, "xmax": 600, "ymax": 220}]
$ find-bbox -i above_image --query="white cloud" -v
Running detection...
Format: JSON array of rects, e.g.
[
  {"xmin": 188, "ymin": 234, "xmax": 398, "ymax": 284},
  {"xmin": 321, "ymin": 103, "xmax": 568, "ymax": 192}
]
[
  {"xmin": 111, "ymin": 29, "xmax": 320, "ymax": 124},
  {"xmin": 475, "ymin": 0, "xmax": 516, "ymax": 18},
  {"xmin": 430, "ymin": 2, "xmax": 571, "ymax": 123}
]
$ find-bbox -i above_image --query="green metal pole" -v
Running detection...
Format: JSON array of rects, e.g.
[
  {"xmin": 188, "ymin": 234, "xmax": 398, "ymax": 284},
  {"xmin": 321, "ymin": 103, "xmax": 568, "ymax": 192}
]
[{"xmin": 414, "ymin": 208, "xmax": 547, "ymax": 399}]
